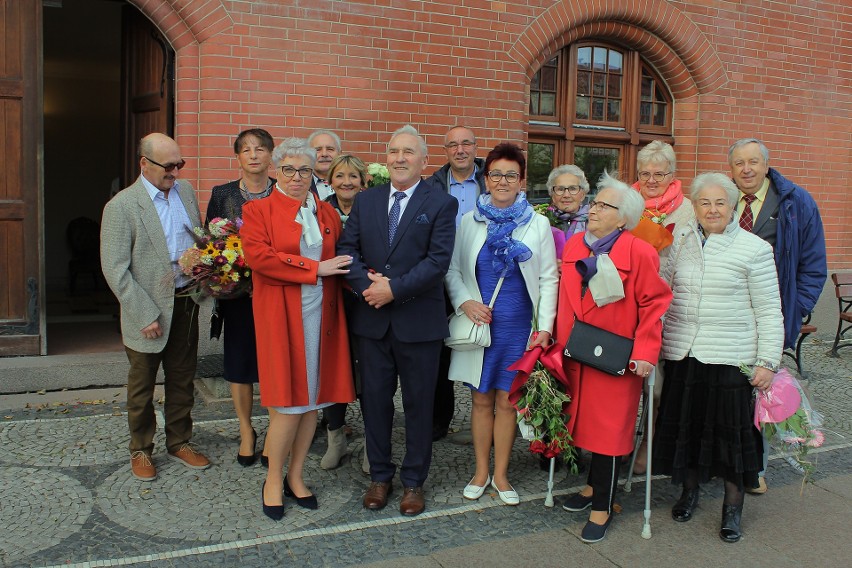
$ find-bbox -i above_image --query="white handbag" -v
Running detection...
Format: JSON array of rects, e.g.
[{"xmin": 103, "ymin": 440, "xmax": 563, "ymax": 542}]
[{"xmin": 444, "ymin": 275, "xmax": 505, "ymax": 351}]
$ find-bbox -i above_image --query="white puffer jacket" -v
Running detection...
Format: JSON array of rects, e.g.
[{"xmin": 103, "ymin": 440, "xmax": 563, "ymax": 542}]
[{"xmin": 661, "ymin": 218, "xmax": 783, "ymax": 367}]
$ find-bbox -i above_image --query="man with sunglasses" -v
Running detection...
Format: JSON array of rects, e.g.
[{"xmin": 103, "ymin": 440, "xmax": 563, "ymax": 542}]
[{"xmin": 101, "ymin": 132, "xmax": 210, "ymax": 482}]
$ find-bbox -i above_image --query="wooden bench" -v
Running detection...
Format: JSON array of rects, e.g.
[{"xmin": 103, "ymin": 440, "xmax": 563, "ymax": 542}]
[
  {"xmin": 828, "ymin": 272, "xmax": 852, "ymax": 357},
  {"xmin": 783, "ymin": 313, "xmax": 817, "ymax": 378}
]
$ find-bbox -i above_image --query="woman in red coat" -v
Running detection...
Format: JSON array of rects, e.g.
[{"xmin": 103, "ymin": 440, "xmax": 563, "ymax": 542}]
[
  {"xmin": 241, "ymin": 138, "xmax": 356, "ymax": 521},
  {"xmin": 554, "ymin": 173, "xmax": 672, "ymax": 543}
]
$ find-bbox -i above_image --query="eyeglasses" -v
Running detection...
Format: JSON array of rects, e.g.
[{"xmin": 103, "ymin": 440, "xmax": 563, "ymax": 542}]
[
  {"xmin": 144, "ymin": 156, "xmax": 186, "ymax": 172},
  {"xmin": 551, "ymin": 185, "xmax": 582, "ymax": 195},
  {"xmin": 638, "ymin": 171, "xmax": 672, "ymax": 182},
  {"xmin": 280, "ymin": 166, "xmax": 314, "ymax": 180},
  {"xmin": 588, "ymin": 200, "xmax": 619, "ymax": 212},
  {"xmin": 444, "ymin": 141, "xmax": 476, "ymax": 151},
  {"xmin": 487, "ymin": 171, "xmax": 521, "ymax": 183}
]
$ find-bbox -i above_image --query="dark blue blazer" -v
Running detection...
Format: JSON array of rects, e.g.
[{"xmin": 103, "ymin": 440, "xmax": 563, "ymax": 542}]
[{"xmin": 337, "ymin": 177, "xmax": 458, "ymax": 343}]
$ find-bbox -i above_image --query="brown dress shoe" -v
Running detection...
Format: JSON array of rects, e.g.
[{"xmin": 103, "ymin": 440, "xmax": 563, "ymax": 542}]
[
  {"xmin": 168, "ymin": 443, "xmax": 211, "ymax": 470},
  {"xmin": 363, "ymin": 481, "xmax": 393, "ymax": 510},
  {"xmin": 400, "ymin": 486, "xmax": 425, "ymax": 516},
  {"xmin": 130, "ymin": 451, "xmax": 157, "ymax": 481}
]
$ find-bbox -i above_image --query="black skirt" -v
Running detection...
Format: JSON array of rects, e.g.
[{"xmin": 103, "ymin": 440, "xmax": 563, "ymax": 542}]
[
  {"xmin": 652, "ymin": 357, "xmax": 762, "ymax": 490},
  {"xmin": 218, "ymin": 295, "xmax": 259, "ymax": 384}
]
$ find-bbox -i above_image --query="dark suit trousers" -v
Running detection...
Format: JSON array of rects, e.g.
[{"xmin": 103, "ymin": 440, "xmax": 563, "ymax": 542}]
[
  {"xmin": 358, "ymin": 329, "xmax": 442, "ymax": 487},
  {"xmin": 125, "ymin": 295, "xmax": 199, "ymax": 454},
  {"xmin": 432, "ymin": 292, "xmax": 456, "ymax": 432}
]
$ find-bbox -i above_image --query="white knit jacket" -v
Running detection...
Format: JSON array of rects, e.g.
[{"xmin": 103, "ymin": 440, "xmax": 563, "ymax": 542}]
[{"xmin": 661, "ymin": 217, "xmax": 783, "ymax": 368}]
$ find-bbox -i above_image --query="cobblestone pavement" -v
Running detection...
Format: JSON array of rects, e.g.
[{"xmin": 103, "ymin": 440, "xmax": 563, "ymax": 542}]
[{"xmin": 1, "ymin": 340, "xmax": 850, "ymax": 568}]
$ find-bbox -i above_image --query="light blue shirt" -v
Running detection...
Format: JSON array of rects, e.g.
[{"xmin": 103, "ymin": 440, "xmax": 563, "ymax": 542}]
[
  {"xmin": 140, "ymin": 176, "xmax": 195, "ymax": 288},
  {"xmin": 449, "ymin": 165, "xmax": 479, "ymax": 227}
]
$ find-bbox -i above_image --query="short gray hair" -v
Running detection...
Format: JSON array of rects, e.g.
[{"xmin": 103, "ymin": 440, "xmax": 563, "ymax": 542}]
[
  {"xmin": 272, "ymin": 137, "xmax": 316, "ymax": 168},
  {"xmin": 307, "ymin": 129, "xmax": 341, "ymax": 151},
  {"xmin": 727, "ymin": 138, "xmax": 769, "ymax": 165},
  {"xmin": 546, "ymin": 164, "xmax": 590, "ymax": 194},
  {"xmin": 690, "ymin": 172, "xmax": 739, "ymax": 206},
  {"xmin": 636, "ymin": 140, "xmax": 677, "ymax": 173},
  {"xmin": 597, "ymin": 171, "xmax": 644, "ymax": 230},
  {"xmin": 388, "ymin": 124, "xmax": 428, "ymax": 155}
]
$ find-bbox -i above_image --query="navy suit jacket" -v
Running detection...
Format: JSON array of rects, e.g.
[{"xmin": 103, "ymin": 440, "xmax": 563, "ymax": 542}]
[{"xmin": 337, "ymin": 177, "xmax": 458, "ymax": 343}]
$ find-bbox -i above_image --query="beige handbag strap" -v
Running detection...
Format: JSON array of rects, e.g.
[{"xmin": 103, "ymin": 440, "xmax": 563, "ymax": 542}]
[{"xmin": 487, "ymin": 271, "xmax": 507, "ymax": 309}]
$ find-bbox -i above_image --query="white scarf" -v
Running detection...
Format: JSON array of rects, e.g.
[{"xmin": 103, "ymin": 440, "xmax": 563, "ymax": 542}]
[{"xmin": 277, "ymin": 185, "xmax": 322, "ymax": 248}]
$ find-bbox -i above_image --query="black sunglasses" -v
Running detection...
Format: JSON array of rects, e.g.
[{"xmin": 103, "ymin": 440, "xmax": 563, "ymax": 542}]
[{"xmin": 144, "ymin": 156, "xmax": 186, "ymax": 172}]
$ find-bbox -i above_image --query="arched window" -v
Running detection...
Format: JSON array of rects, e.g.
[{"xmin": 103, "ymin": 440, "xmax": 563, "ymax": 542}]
[{"xmin": 527, "ymin": 43, "xmax": 674, "ymax": 200}]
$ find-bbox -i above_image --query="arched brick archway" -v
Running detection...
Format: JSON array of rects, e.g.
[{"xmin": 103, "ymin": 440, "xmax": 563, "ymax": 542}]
[
  {"xmin": 510, "ymin": 0, "xmax": 727, "ymax": 97},
  {"xmin": 127, "ymin": 0, "xmax": 233, "ymax": 49}
]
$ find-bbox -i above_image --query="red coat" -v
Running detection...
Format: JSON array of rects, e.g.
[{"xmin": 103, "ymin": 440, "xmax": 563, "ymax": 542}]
[
  {"xmin": 554, "ymin": 231, "xmax": 672, "ymax": 456},
  {"xmin": 241, "ymin": 191, "xmax": 355, "ymax": 408}
]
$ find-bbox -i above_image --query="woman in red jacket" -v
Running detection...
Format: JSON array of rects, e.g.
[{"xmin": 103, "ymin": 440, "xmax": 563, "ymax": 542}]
[
  {"xmin": 554, "ymin": 173, "xmax": 672, "ymax": 543},
  {"xmin": 241, "ymin": 138, "xmax": 356, "ymax": 521}
]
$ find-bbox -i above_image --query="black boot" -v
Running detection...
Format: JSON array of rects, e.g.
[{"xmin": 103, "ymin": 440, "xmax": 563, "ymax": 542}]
[
  {"xmin": 719, "ymin": 504, "xmax": 743, "ymax": 543},
  {"xmin": 671, "ymin": 487, "xmax": 700, "ymax": 522}
]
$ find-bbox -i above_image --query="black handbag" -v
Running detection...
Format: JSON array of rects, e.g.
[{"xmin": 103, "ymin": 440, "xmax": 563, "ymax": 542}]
[
  {"xmin": 210, "ymin": 301, "xmax": 223, "ymax": 340},
  {"xmin": 563, "ymin": 319, "xmax": 634, "ymax": 376}
]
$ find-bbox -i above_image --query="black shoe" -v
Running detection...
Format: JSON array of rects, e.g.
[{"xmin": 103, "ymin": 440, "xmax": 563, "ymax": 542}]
[
  {"xmin": 261, "ymin": 481, "xmax": 284, "ymax": 521},
  {"xmin": 562, "ymin": 492, "xmax": 593, "ymax": 512},
  {"xmin": 237, "ymin": 429, "xmax": 258, "ymax": 467},
  {"xmin": 719, "ymin": 504, "xmax": 743, "ymax": 543},
  {"xmin": 284, "ymin": 475, "xmax": 318, "ymax": 510},
  {"xmin": 580, "ymin": 514, "xmax": 613, "ymax": 543},
  {"xmin": 672, "ymin": 487, "xmax": 700, "ymax": 522}
]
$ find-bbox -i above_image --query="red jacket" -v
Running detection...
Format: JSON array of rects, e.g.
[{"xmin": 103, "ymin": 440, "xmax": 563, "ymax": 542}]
[
  {"xmin": 555, "ymin": 231, "xmax": 672, "ymax": 456},
  {"xmin": 241, "ymin": 191, "xmax": 355, "ymax": 408}
]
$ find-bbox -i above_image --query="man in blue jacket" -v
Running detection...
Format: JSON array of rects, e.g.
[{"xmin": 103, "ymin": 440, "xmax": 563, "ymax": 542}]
[{"xmin": 728, "ymin": 137, "xmax": 827, "ymax": 494}]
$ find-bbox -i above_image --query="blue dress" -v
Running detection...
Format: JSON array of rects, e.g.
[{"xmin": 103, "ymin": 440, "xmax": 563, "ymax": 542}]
[{"xmin": 470, "ymin": 245, "xmax": 533, "ymax": 393}]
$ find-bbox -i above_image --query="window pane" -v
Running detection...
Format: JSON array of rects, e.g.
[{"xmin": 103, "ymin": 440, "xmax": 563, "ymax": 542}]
[
  {"xmin": 530, "ymin": 94, "xmax": 539, "ymax": 115},
  {"xmin": 593, "ymin": 47, "xmax": 607, "ymax": 71},
  {"xmin": 540, "ymin": 93, "xmax": 556, "ymax": 116},
  {"xmin": 640, "ymin": 101, "xmax": 652, "ymax": 124},
  {"xmin": 655, "ymin": 84, "xmax": 667, "ymax": 102},
  {"xmin": 592, "ymin": 98, "xmax": 605, "ymax": 121},
  {"xmin": 577, "ymin": 47, "xmax": 591, "ymax": 70},
  {"xmin": 641, "ymin": 76, "xmax": 653, "ymax": 101},
  {"xmin": 654, "ymin": 103, "xmax": 667, "ymax": 126},
  {"xmin": 541, "ymin": 66, "xmax": 556, "ymax": 91},
  {"xmin": 527, "ymin": 143, "xmax": 555, "ymax": 202},
  {"xmin": 607, "ymin": 100, "xmax": 621, "ymax": 122},
  {"xmin": 574, "ymin": 146, "xmax": 620, "ymax": 194},
  {"xmin": 577, "ymin": 71, "xmax": 590, "ymax": 95},
  {"xmin": 593, "ymin": 73, "xmax": 605, "ymax": 96},
  {"xmin": 531, "ymin": 72, "xmax": 540, "ymax": 90},
  {"xmin": 608, "ymin": 51, "xmax": 623, "ymax": 72},
  {"xmin": 608, "ymin": 74, "xmax": 621, "ymax": 98},
  {"xmin": 575, "ymin": 96, "xmax": 589, "ymax": 120}
]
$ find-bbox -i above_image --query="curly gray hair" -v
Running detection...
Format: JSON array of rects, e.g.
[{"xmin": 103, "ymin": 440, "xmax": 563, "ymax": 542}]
[
  {"xmin": 597, "ymin": 171, "xmax": 645, "ymax": 230},
  {"xmin": 272, "ymin": 138, "xmax": 316, "ymax": 168},
  {"xmin": 546, "ymin": 164, "xmax": 590, "ymax": 195}
]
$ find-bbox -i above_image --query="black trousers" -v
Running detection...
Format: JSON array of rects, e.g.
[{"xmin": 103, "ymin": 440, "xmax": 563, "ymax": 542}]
[{"xmin": 587, "ymin": 452, "xmax": 622, "ymax": 514}]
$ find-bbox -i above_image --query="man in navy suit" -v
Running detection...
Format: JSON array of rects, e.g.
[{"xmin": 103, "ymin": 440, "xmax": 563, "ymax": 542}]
[{"xmin": 337, "ymin": 125, "xmax": 458, "ymax": 516}]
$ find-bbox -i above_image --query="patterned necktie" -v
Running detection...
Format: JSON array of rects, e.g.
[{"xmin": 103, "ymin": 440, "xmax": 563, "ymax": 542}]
[
  {"xmin": 388, "ymin": 191, "xmax": 407, "ymax": 244},
  {"xmin": 739, "ymin": 194, "xmax": 757, "ymax": 231}
]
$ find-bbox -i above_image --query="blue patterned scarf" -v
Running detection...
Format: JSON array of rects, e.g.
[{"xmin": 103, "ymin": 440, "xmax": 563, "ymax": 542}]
[{"xmin": 473, "ymin": 193, "xmax": 534, "ymax": 276}]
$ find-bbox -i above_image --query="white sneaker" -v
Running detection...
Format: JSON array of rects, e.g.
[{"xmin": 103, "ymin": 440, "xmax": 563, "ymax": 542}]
[
  {"xmin": 491, "ymin": 479, "xmax": 520, "ymax": 505},
  {"xmin": 463, "ymin": 475, "xmax": 491, "ymax": 500}
]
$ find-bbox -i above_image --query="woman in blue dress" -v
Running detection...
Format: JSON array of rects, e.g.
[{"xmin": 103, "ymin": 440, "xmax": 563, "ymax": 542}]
[{"xmin": 444, "ymin": 143, "xmax": 558, "ymax": 505}]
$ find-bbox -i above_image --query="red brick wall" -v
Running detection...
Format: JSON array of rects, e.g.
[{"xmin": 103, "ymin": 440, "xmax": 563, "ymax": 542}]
[{"xmin": 132, "ymin": 0, "xmax": 851, "ymax": 269}]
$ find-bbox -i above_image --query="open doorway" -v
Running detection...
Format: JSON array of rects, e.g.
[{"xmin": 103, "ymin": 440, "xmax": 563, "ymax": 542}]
[{"xmin": 42, "ymin": 0, "xmax": 175, "ymax": 354}]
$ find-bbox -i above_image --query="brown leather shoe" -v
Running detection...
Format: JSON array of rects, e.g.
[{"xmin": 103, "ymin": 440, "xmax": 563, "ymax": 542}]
[
  {"xmin": 130, "ymin": 451, "xmax": 157, "ymax": 481},
  {"xmin": 363, "ymin": 481, "xmax": 393, "ymax": 510},
  {"xmin": 400, "ymin": 486, "xmax": 425, "ymax": 516},
  {"xmin": 168, "ymin": 443, "xmax": 211, "ymax": 470}
]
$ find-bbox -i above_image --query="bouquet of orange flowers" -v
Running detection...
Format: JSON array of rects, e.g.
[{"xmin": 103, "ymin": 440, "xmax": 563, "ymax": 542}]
[{"xmin": 178, "ymin": 217, "xmax": 252, "ymax": 299}]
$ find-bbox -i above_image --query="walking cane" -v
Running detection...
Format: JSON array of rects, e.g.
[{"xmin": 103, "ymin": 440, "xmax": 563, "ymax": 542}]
[
  {"xmin": 545, "ymin": 457, "xmax": 556, "ymax": 507},
  {"xmin": 641, "ymin": 367, "xmax": 655, "ymax": 539}
]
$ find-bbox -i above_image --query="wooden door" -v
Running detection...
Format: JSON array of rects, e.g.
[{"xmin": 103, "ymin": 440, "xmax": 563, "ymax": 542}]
[
  {"xmin": 120, "ymin": 6, "xmax": 175, "ymax": 187},
  {"xmin": 0, "ymin": 0, "xmax": 43, "ymax": 355}
]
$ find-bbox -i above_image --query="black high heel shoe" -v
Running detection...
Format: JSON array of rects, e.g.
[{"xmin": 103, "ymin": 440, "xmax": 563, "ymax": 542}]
[
  {"xmin": 261, "ymin": 481, "xmax": 284, "ymax": 521},
  {"xmin": 672, "ymin": 487, "xmax": 700, "ymax": 522},
  {"xmin": 284, "ymin": 475, "xmax": 318, "ymax": 510},
  {"xmin": 719, "ymin": 504, "xmax": 743, "ymax": 543},
  {"xmin": 237, "ymin": 428, "xmax": 258, "ymax": 467}
]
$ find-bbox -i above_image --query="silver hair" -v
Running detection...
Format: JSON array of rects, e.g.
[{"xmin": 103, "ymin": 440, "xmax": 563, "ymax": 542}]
[
  {"xmin": 727, "ymin": 138, "xmax": 770, "ymax": 165},
  {"xmin": 307, "ymin": 129, "xmax": 341, "ymax": 151},
  {"xmin": 636, "ymin": 140, "xmax": 677, "ymax": 173},
  {"xmin": 546, "ymin": 164, "xmax": 590, "ymax": 194},
  {"xmin": 272, "ymin": 137, "xmax": 316, "ymax": 168},
  {"xmin": 690, "ymin": 172, "xmax": 739, "ymax": 206},
  {"xmin": 597, "ymin": 171, "xmax": 644, "ymax": 230},
  {"xmin": 388, "ymin": 124, "xmax": 428, "ymax": 155}
]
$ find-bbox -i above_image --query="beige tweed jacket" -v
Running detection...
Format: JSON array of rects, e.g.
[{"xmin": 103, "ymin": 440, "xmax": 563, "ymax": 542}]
[{"xmin": 100, "ymin": 177, "xmax": 201, "ymax": 353}]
